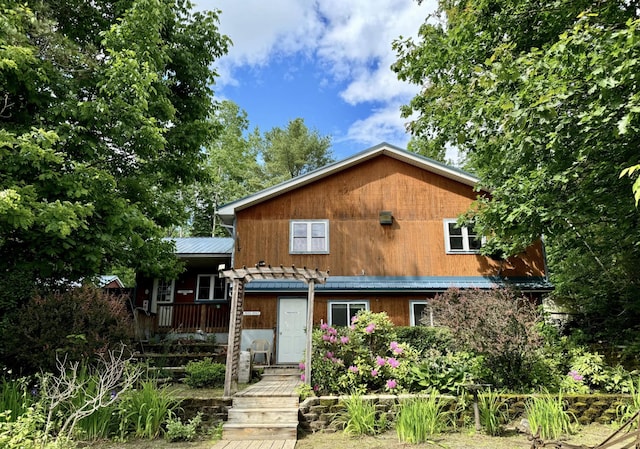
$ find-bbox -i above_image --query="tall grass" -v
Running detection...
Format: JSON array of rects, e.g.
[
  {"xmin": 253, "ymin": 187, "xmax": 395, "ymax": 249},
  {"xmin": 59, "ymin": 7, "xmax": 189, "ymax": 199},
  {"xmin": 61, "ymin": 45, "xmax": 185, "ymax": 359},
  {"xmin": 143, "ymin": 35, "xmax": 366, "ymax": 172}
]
[
  {"xmin": 478, "ymin": 389, "xmax": 508, "ymax": 436},
  {"xmin": 0, "ymin": 378, "xmax": 34, "ymax": 422},
  {"xmin": 335, "ymin": 394, "xmax": 386, "ymax": 436},
  {"xmin": 525, "ymin": 393, "xmax": 575, "ymax": 439},
  {"xmin": 395, "ymin": 392, "xmax": 452, "ymax": 443},
  {"xmin": 118, "ymin": 380, "xmax": 181, "ymax": 439},
  {"xmin": 617, "ymin": 378, "xmax": 640, "ymax": 427}
]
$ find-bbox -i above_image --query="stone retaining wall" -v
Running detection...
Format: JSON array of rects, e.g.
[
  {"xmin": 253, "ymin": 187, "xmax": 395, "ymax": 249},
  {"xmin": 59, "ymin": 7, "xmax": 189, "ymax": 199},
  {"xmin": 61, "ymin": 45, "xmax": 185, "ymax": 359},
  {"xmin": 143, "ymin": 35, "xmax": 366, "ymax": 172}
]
[
  {"xmin": 179, "ymin": 397, "xmax": 232, "ymax": 428},
  {"xmin": 298, "ymin": 394, "xmax": 632, "ymax": 432}
]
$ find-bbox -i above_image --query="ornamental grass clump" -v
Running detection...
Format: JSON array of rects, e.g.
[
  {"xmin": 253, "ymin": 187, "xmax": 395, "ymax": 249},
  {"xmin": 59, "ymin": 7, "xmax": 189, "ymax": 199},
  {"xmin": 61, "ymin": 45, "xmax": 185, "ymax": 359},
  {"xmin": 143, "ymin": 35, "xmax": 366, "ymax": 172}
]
[
  {"xmin": 118, "ymin": 380, "xmax": 180, "ymax": 439},
  {"xmin": 334, "ymin": 394, "xmax": 387, "ymax": 436},
  {"xmin": 478, "ymin": 389, "xmax": 509, "ymax": 436},
  {"xmin": 525, "ymin": 393, "xmax": 576, "ymax": 439},
  {"xmin": 0, "ymin": 377, "xmax": 33, "ymax": 423},
  {"xmin": 395, "ymin": 392, "xmax": 452, "ymax": 443}
]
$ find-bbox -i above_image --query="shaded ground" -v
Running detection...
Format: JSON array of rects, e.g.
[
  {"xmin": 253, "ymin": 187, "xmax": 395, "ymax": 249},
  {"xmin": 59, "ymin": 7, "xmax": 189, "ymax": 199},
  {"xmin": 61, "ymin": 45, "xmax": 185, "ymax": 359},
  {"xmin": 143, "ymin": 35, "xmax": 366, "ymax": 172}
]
[{"xmin": 86, "ymin": 423, "xmax": 619, "ymax": 449}]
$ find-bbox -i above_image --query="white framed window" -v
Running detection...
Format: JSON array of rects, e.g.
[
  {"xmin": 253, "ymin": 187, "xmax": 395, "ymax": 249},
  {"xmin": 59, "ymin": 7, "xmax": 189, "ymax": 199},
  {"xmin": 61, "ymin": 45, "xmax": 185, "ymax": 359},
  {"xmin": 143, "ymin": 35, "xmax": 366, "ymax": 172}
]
[
  {"xmin": 410, "ymin": 300, "xmax": 431, "ymax": 326},
  {"xmin": 290, "ymin": 220, "xmax": 329, "ymax": 254},
  {"xmin": 196, "ymin": 274, "xmax": 227, "ymax": 301},
  {"xmin": 443, "ymin": 219, "xmax": 483, "ymax": 253},
  {"xmin": 151, "ymin": 279, "xmax": 174, "ymax": 314},
  {"xmin": 328, "ymin": 300, "xmax": 369, "ymax": 326}
]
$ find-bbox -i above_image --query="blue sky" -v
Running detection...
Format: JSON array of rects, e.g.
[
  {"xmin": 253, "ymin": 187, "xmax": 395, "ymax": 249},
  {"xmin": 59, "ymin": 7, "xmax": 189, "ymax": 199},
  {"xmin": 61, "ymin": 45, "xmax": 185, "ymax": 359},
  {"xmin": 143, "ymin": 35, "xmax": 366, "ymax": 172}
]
[{"xmin": 194, "ymin": 0, "xmax": 438, "ymax": 160}]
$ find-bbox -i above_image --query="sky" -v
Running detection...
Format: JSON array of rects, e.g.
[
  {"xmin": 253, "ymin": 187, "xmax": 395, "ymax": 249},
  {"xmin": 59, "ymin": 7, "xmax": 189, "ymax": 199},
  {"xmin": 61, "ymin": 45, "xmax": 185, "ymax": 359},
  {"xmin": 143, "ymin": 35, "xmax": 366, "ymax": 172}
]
[{"xmin": 194, "ymin": 0, "xmax": 438, "ymax": 161}]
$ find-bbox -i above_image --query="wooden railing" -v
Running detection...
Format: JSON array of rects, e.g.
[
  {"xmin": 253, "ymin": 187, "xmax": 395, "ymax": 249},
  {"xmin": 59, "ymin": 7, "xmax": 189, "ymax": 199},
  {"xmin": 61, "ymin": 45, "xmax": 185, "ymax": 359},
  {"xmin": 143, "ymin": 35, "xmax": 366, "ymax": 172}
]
[{"xmin": 156, "ymin": 303, "xmax": 230, "ymax": 333}]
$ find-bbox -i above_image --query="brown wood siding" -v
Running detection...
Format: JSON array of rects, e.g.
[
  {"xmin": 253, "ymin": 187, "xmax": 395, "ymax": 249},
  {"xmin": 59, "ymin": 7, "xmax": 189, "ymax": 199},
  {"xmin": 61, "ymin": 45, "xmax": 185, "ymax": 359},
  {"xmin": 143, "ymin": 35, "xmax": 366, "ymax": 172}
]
[{"xmin": 234, "ymin": 155, "xmax": 546, "ymax": 277}]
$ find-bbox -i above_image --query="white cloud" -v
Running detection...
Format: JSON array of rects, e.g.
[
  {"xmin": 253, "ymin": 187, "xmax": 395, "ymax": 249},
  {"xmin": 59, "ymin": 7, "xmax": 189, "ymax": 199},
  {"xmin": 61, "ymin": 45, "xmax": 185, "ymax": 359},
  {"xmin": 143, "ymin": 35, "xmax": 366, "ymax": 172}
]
[
  {"xmin": 343, "ymin": 101, "xmax": 412, "ymax": 146},
  {"xmin": 195, "ymin": 0, "xmax": 438, "ymax": 149}
]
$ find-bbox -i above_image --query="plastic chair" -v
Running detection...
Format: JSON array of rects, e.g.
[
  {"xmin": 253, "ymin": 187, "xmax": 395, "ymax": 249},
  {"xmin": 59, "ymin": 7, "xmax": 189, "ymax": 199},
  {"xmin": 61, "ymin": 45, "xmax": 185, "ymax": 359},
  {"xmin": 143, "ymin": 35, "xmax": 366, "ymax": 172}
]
[{"xmin": 250, "ymin": 339, "xmax": 271, "ymax": 366}]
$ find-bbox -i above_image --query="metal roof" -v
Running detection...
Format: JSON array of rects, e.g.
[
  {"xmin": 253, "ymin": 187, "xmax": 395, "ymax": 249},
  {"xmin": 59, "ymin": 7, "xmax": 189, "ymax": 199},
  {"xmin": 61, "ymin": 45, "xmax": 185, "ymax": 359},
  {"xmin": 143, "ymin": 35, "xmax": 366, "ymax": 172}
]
[
  {"xmin": 164, "ymin": 237, "xmax": 234, "ymax": 256},
  {"xmin": 216, "ymin": 142, "xmax": 480, "ymax": 224},
  {"xmin": 244, "ymin": 276, "xmax": 553, "ymax": 293}
]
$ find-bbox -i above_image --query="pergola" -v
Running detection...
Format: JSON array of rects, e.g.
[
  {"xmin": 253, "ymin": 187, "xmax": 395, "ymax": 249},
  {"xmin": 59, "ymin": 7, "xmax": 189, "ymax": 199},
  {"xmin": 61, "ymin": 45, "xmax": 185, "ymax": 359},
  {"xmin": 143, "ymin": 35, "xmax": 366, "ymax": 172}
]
[{"xmin": 220, "ymin": 265, "xmax": 329, "ymax": 396}]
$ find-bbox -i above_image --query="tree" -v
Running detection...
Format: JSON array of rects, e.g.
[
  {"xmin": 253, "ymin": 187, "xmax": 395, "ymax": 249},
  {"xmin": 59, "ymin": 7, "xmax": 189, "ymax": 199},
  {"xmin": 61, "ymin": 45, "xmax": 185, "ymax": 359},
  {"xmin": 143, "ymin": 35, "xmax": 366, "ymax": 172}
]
[
  {"xmin": 188, "ymin": 101, "xmax": 265, "ymax": 237},
  {"xmin": 0, "ymin": 0, "xmax": 229, "ymax": 295},
  {"xmin": 393, "ymin": 1, "xmax": 640, "ymax": 341},
  {"xmin": 260, "ymin": 118, "xmax": 333, "ymax": 184}
]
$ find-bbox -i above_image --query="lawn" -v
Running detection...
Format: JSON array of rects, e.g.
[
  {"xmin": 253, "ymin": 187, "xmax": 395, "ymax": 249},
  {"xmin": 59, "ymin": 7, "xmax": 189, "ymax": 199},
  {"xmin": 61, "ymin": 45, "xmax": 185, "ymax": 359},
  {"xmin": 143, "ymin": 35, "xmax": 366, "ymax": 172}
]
[{"xmin": 85, "ymin": 423, "xmax": 616, "ymax": 449}]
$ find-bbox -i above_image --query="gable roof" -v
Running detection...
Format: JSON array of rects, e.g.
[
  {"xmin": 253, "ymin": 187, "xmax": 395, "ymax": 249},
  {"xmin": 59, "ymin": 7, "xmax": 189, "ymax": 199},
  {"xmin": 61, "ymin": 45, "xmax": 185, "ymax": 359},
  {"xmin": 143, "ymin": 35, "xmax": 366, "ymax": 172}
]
[{"xmin": 216, "ymin": 142, "xmax": 478, "ymax": 225}]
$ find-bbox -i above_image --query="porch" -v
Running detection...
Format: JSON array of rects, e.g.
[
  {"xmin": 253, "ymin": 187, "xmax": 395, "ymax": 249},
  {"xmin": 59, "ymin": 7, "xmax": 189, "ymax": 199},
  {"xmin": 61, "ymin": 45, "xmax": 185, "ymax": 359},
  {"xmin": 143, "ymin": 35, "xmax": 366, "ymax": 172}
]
[{"xmin": 135, "ymin": 303, "xmax": 229, "ymax": 337}]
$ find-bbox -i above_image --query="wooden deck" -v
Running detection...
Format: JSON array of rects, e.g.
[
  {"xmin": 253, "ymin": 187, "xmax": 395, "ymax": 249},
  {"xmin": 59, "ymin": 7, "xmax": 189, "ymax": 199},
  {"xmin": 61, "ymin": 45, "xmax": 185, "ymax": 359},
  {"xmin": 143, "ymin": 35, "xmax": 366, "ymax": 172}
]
[
  {"xmin": 218, "ymin": 368, "xmax": 302, "ymax": 445},
  {"xmin": 212, "ymin": 439, "xmax": 296, "ymax": 449}
]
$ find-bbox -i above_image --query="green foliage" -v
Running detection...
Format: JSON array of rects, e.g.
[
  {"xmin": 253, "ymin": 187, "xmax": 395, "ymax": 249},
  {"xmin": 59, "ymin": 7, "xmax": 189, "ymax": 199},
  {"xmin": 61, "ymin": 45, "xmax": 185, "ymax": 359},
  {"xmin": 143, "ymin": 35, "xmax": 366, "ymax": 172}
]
[
  {"xmin": 164, "ymin": 412, "xmax": 202, "ymax": 442},
  {"xmin": 183, "ymin": 358, "xmax": 225, "ymax": 389},
  {"xmin": 393, "ymin": 0, "xmax": 640, "ymax": 342},
  {"xmin": 526, "ymin": 393, "xmax": 576, "ymax": 440},
  {"xmin": 1, "ymin": 286, "xmax": 133, "ymax": 375},
  {"xmin": 0, "ymin": 378, "xmax": 33, "ymax": 423},
  {"xmin": 118, "ymin": 380, "xmax": 180, "ymax": 439},
  {"xmin": 311, "ymin": 311, "xmax": 418, "ymax": 394},
  {"xmin": 431, "ymin": 288, "xmax": 543, "ymax": 390},
  {"xmin": 295, "ymin": 383, "xmax": 315, "ymax": 401},
  {"xmin": 259, "ymin": 118, "xmax": 333, "ymax": 184},
  {"xmin": 408, "ymin": 350, "xmax": 485, "ymax": 394},
  {"xmin": 395, "ymin": 326, "xmax": 454, "ymax": 356},
  {"xmin": 395, "ymin": 393, "xmax": 452, "ymax": 443},
  {"xmin": 0, "ymin": 0, "xmax": 229, "ymax": 291},
  {"xmin": 616, "ymin": 378, "xmax": 640, "ymax": 427},
  {"xmin": 478, "ymin": 389, "xmax": 509, "ymax": 436},
  {"xmin": 334, "ymin": 395, "xmax": 387, "ymax": 436}
]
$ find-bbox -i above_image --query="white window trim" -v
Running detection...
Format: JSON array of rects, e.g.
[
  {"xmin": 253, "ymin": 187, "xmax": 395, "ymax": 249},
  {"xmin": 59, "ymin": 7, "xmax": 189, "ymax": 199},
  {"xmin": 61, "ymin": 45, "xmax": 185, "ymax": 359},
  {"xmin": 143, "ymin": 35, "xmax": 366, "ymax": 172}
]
[
  {"xmin": 443, "ymin": 219, "xmax": 483, "ymax": 254},
  {"xmin": 195, "ymin": 274, "xmax": 227, "ymax": 302},
  {"xmin": 410, "ymin": 300, "xmax": 431, "ymax": 326},
  {"xmin": 151, "ymin": 279, "xmax": 174, "ymax": 314},
  {"xmin": 289, "ymin": 219, "xmax": 329, "ymax": 254},
  {"xmin": 327, "ymin": 300, "xmax": 370, "ymax": 326}
]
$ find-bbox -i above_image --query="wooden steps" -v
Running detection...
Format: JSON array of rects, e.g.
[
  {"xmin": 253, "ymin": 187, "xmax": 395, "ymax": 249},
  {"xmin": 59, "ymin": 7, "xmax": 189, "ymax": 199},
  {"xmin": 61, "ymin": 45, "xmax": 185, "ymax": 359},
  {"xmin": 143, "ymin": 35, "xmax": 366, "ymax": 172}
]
[{"xmin": 222, "ymin": 366, "xmax": 301, "ymax": 441}]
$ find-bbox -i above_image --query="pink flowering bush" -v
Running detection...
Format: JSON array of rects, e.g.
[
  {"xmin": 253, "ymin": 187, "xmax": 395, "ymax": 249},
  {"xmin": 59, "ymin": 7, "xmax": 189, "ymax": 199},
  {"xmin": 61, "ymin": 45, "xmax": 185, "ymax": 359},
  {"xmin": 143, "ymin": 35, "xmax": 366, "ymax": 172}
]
[{"xmin": 310, "ymin": 311, "xmax": 417, "ymax": 394}]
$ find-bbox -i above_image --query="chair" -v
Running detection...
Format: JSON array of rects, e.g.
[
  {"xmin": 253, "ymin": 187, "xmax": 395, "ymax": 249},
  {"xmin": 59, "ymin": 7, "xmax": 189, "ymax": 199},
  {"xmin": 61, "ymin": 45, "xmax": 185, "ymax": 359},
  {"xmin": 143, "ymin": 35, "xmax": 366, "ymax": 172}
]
[{"xmin": 250, "ymin": 339, "xmax": 271, "ymax": 366}]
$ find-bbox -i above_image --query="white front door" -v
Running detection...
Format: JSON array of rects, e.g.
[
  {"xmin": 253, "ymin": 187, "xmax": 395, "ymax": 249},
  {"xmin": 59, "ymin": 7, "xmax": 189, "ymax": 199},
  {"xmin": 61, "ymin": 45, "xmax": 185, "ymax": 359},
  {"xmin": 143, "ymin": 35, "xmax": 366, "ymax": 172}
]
[
  {"xmin": 277, "ymin": 297, "xmax": 307, "ymax": 364},
  {"xmin": 153, "ymin": 279, "xmax": 175, "ymax": 327}
]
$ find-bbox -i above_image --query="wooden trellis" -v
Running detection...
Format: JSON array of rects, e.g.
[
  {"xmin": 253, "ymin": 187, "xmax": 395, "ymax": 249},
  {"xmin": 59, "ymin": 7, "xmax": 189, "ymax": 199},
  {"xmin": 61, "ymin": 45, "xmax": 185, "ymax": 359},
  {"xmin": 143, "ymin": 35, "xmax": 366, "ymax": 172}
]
[{"xmin": 220, "ymin": 265, "xmax": 329, "ymax": 396}]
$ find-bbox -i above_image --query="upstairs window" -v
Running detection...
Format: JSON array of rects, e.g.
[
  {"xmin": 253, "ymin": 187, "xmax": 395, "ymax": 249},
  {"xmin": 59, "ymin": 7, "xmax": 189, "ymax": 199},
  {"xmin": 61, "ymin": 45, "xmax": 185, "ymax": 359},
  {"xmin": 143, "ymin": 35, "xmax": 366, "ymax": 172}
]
[
  {"xmin": 196, "ymin": 274, "xmax": 227, "ymax": 301},
  {"xmin": 290, "ymin": 220, "xmax": 329, "ymax": 254},
  {"xmin": 444, "ymin": 219, "xmax": 483, "ymax": 253}
]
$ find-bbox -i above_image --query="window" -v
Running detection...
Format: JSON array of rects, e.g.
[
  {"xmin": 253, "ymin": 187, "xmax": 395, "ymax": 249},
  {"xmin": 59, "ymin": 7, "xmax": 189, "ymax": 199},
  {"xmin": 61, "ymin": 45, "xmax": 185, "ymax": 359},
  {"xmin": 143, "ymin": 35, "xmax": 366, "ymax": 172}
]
[
  {"xmin": 328, "ymin": 301, "xmax": 369, "ymax": 326},
  {"xmin": 444, "ymin": 219, "xmax": 482, "ymax": 253},
  {"xmin": 410, "ymin": 301, "xmax": 430, "ymax": 326},
  {"xmin": 154, "ymin": 279, "xmax": 174, "ymax": 304},
  {"xmin": 290, "ymin": 220, "xmax": 329, "ymax": 254},
  {"xmin": 196, "ymin": 274, "xmax": 227, "ymax": 301}
]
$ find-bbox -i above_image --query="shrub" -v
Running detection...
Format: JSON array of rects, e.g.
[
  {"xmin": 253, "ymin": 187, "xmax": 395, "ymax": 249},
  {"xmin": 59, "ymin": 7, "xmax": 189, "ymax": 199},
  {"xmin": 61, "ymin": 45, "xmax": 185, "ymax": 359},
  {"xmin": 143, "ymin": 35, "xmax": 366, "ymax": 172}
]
[
  {"xmin": 1, "ymin": 286, "xmax": 133, "ymax": 375},
  {"xmin": 430, "ymin": 288, "xmax": 542, "ymax": 390},
  {"xmin": 395, "ymin": 326, "xmax": 454, "ymax": 356},
  {"xmin": 408, "ymin": 350, "xmax": 486, "ymax": 394},
  {"xmin": 165, "ymin": 413, "xmax": 202, "ymax": 442},
  {"xmin": 395, "ymin": 393, "xmax": 452, "ymax": 443},
  {"xmin": 311, "ymin": 311, "xmax": 418, "ymax": 394},
  {"xmin": 184, "ymin": 358, "xmax": 226, "ymax": 388}
]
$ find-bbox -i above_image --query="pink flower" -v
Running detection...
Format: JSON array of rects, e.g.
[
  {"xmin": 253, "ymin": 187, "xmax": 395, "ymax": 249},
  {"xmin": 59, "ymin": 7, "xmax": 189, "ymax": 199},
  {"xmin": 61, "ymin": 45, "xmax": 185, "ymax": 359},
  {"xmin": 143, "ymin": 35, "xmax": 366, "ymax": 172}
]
[
  {"xmin": 328, "ymin": 327, "xmax": 338, "ymax": 335},
  {"xmin": 394, "ymin": 346, "xmax": 404, "ymax": 355},
  {"xmin": 376, "ymin": 356, "xmax": 386, "ymax": 367},
  {"xmin": 568, "ymin": 370, "xmax": 584, "ymax": 381},
  {"xmin": 365, "ymin": 323, "xmax": 376, "ymax": 334},
  {"xmin": 386, "ymin": 379, "xmax": 397, "ymax": 390},
  {"xmin": 299, "ymin": 362, "xmax": 305, "ymax": 370},
  {"xmin": 313, "ymin": 385, "xmax": 319, "ymax": 391},
  {"xmin": 390, "ymin": 341, "xmax": 398, "ymax": 350},
  {"xmin": 371, "ymin": 369, "xmax": 378, "ymax": 377},
  {"xmin": 349, "ymin": 324, "xmax": 355, "ymax": 330},
  {"xmin": 348, "ymin": 365, "xmax": 359, "ymax": 374},
  {"xmin": 322, "ymin": 334, "xmax": 330, "ymax": 341},
  {"xmin": 320, "ymin": 322, "xmax": 329, "ymax": 330},
  {"xmin": 351, "ymin": 316, "xmax": 359, "ymax": 324},
  {"xmin": 387, "ymin": 357, "xmax": 400, "ymax": 368},
  {"xmin": 390, "ymin": 341, "xmax": 404, "ymax": 354},
  {"xmin": 325, "ymin": 351, "xmax": 334, "ymax": 359},
  {"xmin": 300, "ymin": 374, "xmax": 306, "ymax": 381},
  {"xmin": 340, "ymin": 336, "xmax": 350, "ymax": 344},
  {"xmin": 329, "ymin": 336, "xmax": 337, "ymax": 344}
]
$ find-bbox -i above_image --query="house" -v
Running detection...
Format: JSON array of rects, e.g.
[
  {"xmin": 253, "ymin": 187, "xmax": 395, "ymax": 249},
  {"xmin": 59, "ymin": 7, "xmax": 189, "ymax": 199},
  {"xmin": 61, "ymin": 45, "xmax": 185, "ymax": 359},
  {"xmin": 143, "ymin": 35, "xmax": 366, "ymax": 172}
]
[
  {"xmin": 134, "ymin": 143, "xmax": 551, "ymax": 370},
  {"xmin": 216, "ymin": 142, "xmax": 552, "ymax": 366},
  {"xmin": 134, "ymin": 237, "xmax": 233, "ymax": 340}
]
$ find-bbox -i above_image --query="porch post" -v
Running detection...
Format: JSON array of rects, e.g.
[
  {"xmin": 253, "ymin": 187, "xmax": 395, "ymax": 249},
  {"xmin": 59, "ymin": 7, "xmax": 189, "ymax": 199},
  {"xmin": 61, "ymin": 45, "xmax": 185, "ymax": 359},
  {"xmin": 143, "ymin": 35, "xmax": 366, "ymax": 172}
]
[
  {"xmin": 304, "ymin": 280, "xmax": 315, "ymax": 385},
  {"xmin": 223, "ymin": 278, "xmax": 244, "ymax": 397}
]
